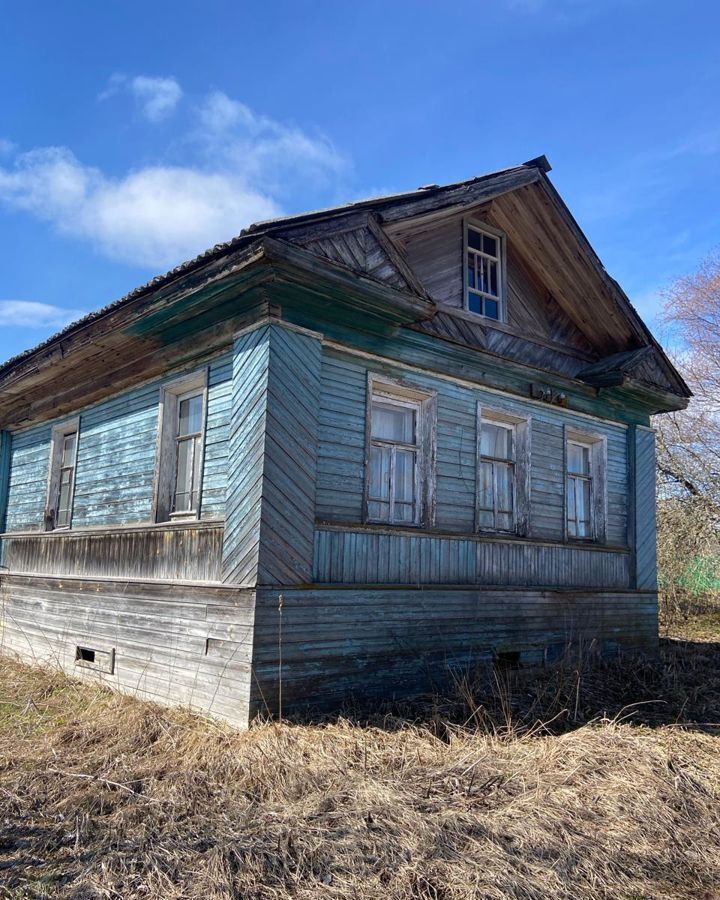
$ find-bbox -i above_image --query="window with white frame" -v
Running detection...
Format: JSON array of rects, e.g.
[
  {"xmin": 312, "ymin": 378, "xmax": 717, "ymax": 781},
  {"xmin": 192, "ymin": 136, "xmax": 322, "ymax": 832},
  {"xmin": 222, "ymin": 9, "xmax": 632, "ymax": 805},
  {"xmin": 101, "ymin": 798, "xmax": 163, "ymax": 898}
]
[
  {"xmin": 464, "ymin": 221, "xmax": 504, "ymax": 320},
  {"xmin": 365, "ymin": 378, "xmax": 435, "ymax": 527},
  {"xmin": 565, "ymin": 429, "xmax": 606, "ymax": 542},
  {"xmin": 476, "ymin": 406, "xmax": 530, "ymax": 535},
  {"xmin": 153, "ymin": 370, "xmax": 208, "ymax": 522},
  {"xmin": 46, "ymin": 420, "xmax": 79, "ymax": 530}
]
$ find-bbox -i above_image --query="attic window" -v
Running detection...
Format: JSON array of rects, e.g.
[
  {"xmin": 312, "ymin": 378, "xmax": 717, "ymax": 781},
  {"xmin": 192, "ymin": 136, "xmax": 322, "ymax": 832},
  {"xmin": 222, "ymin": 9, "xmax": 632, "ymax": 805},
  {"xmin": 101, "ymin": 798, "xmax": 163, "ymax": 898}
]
[{"xmin": 464, "ymin": 221, "xmax": 505, "ymax": 321}]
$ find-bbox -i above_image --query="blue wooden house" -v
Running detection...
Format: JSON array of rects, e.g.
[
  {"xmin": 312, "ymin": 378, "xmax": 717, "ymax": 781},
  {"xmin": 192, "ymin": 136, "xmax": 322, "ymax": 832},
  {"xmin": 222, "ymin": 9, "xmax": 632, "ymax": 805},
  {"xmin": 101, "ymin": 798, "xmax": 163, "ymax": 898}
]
[{"xmin": 0, "ymin": 157, "xmax": 689, "ymax": 725}]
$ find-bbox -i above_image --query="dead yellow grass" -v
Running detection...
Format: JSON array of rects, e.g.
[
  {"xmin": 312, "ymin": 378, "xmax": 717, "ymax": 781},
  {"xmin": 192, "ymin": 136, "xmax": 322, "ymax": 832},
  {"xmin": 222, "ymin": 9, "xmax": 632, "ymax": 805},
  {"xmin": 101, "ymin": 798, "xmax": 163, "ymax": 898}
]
[{"xmin": 1, "ymin": 641, "xmax": 720, "ymax": 899}]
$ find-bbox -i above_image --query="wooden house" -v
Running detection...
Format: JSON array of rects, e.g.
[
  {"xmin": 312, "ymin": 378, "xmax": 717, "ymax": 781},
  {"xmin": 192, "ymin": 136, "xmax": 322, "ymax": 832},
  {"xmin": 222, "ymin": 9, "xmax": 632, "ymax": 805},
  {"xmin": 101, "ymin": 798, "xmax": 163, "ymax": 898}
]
[{"xmin": 0, "ymin": 157, "xmax": 690, "ymax": 725}]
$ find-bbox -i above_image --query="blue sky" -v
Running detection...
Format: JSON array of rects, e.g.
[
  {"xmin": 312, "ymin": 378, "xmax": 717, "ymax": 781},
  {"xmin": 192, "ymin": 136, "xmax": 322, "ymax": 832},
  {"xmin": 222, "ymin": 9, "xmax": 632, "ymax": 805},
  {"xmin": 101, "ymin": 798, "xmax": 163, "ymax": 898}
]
[{"xmin": 0, "ymin": 0, "xmax": 718, "ymax": 362}]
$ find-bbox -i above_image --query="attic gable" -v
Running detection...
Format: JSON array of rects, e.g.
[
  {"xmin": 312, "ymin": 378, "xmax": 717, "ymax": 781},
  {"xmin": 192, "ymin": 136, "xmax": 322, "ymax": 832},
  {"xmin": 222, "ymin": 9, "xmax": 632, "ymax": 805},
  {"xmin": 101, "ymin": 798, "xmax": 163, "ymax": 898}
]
[{"xmin": 275, "ymin": 212, "xmax": 431, "ymax": 300}]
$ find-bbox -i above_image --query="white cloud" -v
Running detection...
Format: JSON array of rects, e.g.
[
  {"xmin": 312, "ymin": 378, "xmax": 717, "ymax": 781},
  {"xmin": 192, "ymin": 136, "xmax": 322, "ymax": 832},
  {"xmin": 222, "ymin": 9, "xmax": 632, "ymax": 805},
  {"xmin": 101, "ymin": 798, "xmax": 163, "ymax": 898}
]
[
  {"xmin": 99, "ymin": 73, "xmax": 183, "ymax": 122},
  {"xmin": 0, "ymin": 300, "xmax": 85, "ymax": 329},
  {"xmin": 195, "ymin": 91, "xmax": 346, "ymax": 188},
  {"xmin": 0, "ymin": 147, "xmax": 281, "ymax": 268},
  {"xmin": 130, "ymin": 76, "xmax": 183, "ymax": 122},
  {"xmin": 0, "ymin": 85, "xmax": 347, "ymax": 270},
  {"xmin": 0, "ymin": 138, "xmax": 15, "ymax": 157}
]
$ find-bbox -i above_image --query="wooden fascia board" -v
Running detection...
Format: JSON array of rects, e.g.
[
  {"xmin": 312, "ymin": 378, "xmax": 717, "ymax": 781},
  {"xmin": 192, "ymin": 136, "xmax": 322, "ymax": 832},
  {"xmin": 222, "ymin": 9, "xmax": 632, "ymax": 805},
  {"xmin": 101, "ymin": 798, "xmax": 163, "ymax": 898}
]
[
  {"xmin": 535, "ymin": 174, "xmax": 690, "ymax": 397},
  {"xmin": 601, "ymin": 379, "xmax": 690, "ymax": 415},
  {"xmin": 378, "ymin": 167, "xmax": 542, "ymax": 227}
]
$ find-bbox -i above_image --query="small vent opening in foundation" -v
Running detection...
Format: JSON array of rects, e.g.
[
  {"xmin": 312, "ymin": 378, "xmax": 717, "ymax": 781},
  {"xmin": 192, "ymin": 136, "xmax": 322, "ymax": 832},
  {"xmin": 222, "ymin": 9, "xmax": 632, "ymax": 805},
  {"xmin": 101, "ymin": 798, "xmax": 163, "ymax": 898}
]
[
  {"xmin": 75, "ymin": 647, "xmax": 96, "ymax": 664},
  {"xmin": 494, "ymin": 650, "xmax": 522, "ymax": 671}
]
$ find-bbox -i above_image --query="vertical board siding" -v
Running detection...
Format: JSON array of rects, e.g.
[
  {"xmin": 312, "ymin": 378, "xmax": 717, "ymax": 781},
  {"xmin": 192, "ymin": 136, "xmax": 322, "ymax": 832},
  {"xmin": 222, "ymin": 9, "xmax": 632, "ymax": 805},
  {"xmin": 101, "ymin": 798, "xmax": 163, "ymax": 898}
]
[
  {"xmin": 316, "ymin": 348, "xmax": 628, "ymax": 545},
  {"xmin": 313, "ymin": 528, "xmax": 631, "ymax": 588},
  {"xmin": 634, "ymin": 426, "xmax": 658, "ymax": 590},
  {"xmin": 222, "ymin": 324, "xmax": 322, "ymax": 587},
  {"xmin": 0, "ymin": 575, "xmax": 255, "ymax": 726},
  {"xmin": 2, "ymin": 524, "xmax": 224, "ymax": 581},
  {"xmin": 2, "ymin": 354, "xmax": 232, "ymax": 533}
]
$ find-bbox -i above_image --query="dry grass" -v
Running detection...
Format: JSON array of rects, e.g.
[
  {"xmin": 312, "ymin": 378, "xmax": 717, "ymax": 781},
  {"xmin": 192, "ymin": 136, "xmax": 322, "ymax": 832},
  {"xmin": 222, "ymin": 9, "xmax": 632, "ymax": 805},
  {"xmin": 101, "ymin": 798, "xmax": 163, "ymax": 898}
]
[{"xmin": 2, "ymin": 637, "xmax": 720, "ymax": 899}]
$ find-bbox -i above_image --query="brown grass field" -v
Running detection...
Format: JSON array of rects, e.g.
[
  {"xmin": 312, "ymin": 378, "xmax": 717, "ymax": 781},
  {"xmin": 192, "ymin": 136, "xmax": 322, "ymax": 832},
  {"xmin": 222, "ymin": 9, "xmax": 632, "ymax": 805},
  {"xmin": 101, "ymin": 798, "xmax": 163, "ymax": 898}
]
[{"xmin": 2, "ymin": 613, "xmax": 720, "ymax": 899}]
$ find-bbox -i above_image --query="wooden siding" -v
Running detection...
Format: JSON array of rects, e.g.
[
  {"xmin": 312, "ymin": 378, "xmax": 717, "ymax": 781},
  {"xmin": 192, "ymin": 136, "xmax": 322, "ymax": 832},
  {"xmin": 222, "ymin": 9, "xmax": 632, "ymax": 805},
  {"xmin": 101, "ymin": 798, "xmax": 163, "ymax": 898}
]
[
  {"xmin": 313, "ymin": 527, "xmax": 631, "ymax": 588},
  {"xmin": 250, "ymin": 586, "xmax": 658, "ymax": 715},
  {"xmin": 316, "ymin": 349, "xmax": 629, "ymax": 545},
  {"xmin": 0, "ymin": 574, "xmax": 255, "ymax": 725},
  {"xmin": 221, "ymin": 327, "xmax": 270, "ymax": 584},
  {"xmin": 1, "ymin": 522, "xmax": 223, "ymax": 582},
  {"xmin": 0, "ymin": 431, "xmax": 10, "ymax": 533},
  {"xmin": 634, "ymin": 426, "xmax": 658, "ymax": 590},
  {"xmin": 3, "ymin": 353, "xmax": 232, "ymax": 533},
  {"xmin": 391, "ymin": 210, "xmax": 595, "ymax": 357},
  {"xmin": 222, "ymin": 323, "xmax": 322, "ymax": 586}
]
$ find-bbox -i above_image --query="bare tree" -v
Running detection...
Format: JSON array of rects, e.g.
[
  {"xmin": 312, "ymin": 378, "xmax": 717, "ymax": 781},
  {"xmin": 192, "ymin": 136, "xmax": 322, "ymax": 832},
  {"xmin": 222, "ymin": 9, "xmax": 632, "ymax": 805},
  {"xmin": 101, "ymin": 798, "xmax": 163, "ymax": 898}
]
[{"xmin": 656, "ymin": 250, "xmax": 720, "ymax": 624}]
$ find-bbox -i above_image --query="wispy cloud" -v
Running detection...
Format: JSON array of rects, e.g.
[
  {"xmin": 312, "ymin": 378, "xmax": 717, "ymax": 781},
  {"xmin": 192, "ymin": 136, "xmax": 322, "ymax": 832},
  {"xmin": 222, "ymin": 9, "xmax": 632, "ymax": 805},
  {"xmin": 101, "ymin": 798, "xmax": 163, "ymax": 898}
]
[
  {"xmin": 0, "ymin": 300, "xmax": 85, "ymax": 329},
  {"xmin": 0, "ymin": 83, "xmax": 348, "ymax": 270},
  {"xmin": 99, "ymin": 73, "xmax": 183, "ymax": 122}
]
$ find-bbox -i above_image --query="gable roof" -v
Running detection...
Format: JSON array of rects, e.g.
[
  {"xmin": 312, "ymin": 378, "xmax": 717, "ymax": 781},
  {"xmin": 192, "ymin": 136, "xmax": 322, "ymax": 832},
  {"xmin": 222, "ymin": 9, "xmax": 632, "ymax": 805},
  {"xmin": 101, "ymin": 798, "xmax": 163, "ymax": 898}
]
[{"xmin": 0, "ymin": 154, "xmax": 690, "ymax": 410}]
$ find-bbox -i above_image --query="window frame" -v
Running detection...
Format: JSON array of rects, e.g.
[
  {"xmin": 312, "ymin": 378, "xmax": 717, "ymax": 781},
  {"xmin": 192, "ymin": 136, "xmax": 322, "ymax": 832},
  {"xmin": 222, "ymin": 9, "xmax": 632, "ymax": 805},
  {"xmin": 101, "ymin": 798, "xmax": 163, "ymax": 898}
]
[
  {"xmin": 45, "ymin": 418, "xmax": 80, "ymax": 532},
  {"xmin": 363, "ymin": 375, "xmax": 436, "ymax": 529},
  {"xmin": 463, "ymin": 218, "xmax": 507, "ymax": 322},
  {"xmin": 152, "ymin": 369, "xmax": 209, "ymax": 523},
  {"xmin": 476, "ymin": 405, "xmax": 531, "ymax": 536},
  {"xmin": 564, "ymin": 427, "xmax": 607, "ymax": 543}
]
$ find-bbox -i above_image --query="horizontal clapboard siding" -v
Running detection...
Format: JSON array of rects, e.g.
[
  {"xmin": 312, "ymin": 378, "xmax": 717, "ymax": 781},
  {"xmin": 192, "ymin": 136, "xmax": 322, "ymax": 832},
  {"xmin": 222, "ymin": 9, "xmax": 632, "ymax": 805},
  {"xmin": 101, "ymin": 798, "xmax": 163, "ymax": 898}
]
[
  {"xmin": 0, "ymin": 574, "xmax": 254, "ymax": 725},
  {"xmin": 3, "ymin": 353, "xmax": 232, "ymax": 533},
  {"xmin": 313, "ymin": 528, "xmax": 631, "ymax": 588},
  {"xmin": 1, "ymin": 523, "xmax": 223, "ymax": 582},
  {"xmin": 316, "ymin": 348, "xmax": 628, "ymax": 544},
  {"xmin": 251, "ymin": 586, "xmax": 658, "ymax": 715}
]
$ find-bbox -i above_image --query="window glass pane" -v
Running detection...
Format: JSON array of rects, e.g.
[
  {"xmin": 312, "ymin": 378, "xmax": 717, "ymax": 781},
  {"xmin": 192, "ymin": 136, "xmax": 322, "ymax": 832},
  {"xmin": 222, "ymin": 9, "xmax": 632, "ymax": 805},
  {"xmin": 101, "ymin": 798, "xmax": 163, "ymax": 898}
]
[
  {"xmin": 568, "ymin": 443, "xmax": 591, "ymax": 475},
  {"xmin": 483, "ymin": 234, "xmax": 498, "ymax": 257},
  {"xmin": 174, "ymin": 438, "xmax": 194, "ymax": 511},
  {"xmin": 496, "ymin": 511, "xmax": 513, "ymax": 531},
  {"xmin": 61, "ymin": 433, "xmax": 76, "ymax": 467},
  {"xmin": 478, "ymin": 460, "xmax": 494, "ymax": 513},
  {"xmin": 488, "ymin": 260, "xmax": 499, "ymax": 297},
  {"xmin": 468, "ymin": 292, "xmax": 483, "ymax": 315},
  {"xmin": 567, "ymin": 477, "xmax": 577, "ymax": 530},
  {"xmin": 576, "ymin": 478, "xmax": 591, "ymax": 537},
  {"xmin": 467, "ymin": 228, "xmax": 483, "ymax": 252},
  {"xmin": 368, "ymin": 500, "xmax": 390, "ymax": 521},
  {"xmin": 467, "ymin": 253, "xmax": 476, "ymax": 289},
  {"xmin": 179, "ymin": 394, "xmax": 203, "ymax": 436},
  {"xmin": 394, "ymin": 449, "xmax": 415, "ymax": 503},
  {"xmin": 371, "ymin": 401, "xmax": 415, "ymax": 443},
  {"xmin": 477, "ymin": 508, "xmax": 494, "ymax": 529},
  {"xmin": 484, "ymin": 298, "xmax": 499, "ymax": 320},
  {"xmin": 481, "ymin": 422, "xmax": 513, "ymax": 460},
  {"xmin": 57, "ymin": 478, "xmax": 72, "ymax": 526},
  {"xmin": 368, "ymin": 445, "xmax": 391, "ymax": 502},
  {"xmin": 496, "ymin": 462, "xmax": 513, "ymax": 515},
  {"xmin": 394, "ymin": 502, "xmax": 414, "ymax": 523}
]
